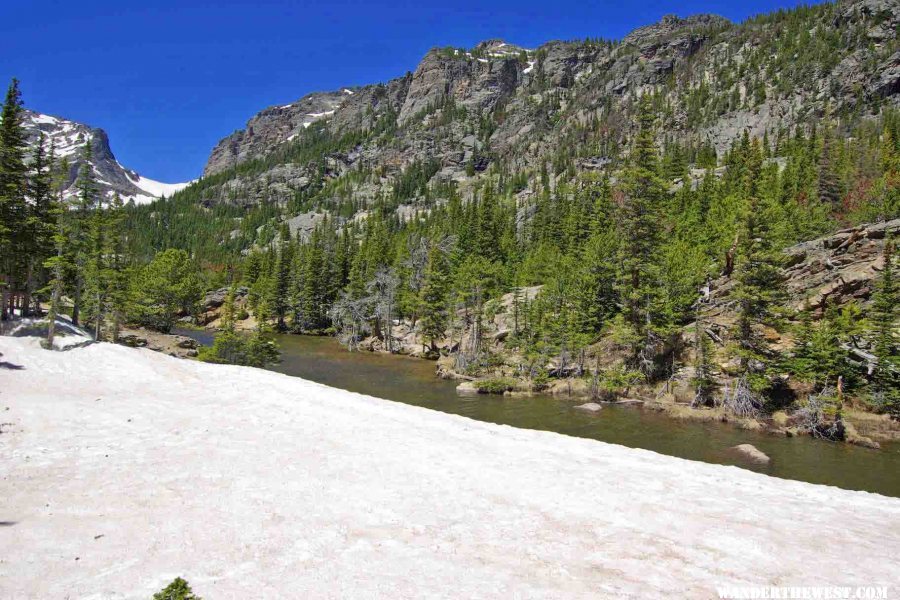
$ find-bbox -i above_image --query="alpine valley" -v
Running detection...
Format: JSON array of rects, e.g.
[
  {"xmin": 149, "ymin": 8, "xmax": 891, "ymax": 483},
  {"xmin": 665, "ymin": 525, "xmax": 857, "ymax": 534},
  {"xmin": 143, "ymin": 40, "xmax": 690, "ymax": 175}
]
[
  {"xmin": 3, "ymin": 0, "xmax": 900, "ymax": 446},
  {"xmin": 4, "ymin": 0, "xmax": 900, "ymax": 596}
]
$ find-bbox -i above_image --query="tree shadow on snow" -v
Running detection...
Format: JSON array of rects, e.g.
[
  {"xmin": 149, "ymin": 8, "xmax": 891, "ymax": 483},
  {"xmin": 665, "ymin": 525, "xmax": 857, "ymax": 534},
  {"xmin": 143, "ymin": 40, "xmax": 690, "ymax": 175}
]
[{"xmin": 0, "ymin": 353, "xmax": 25, "ymax": 370}]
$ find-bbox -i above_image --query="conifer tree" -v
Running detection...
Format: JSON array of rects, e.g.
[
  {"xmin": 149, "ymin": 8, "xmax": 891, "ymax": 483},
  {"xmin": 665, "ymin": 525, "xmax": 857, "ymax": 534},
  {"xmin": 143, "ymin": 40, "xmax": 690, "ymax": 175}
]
[
  {"xmin": 23, "ymin": 134, "xmax": 56, "ymax": 315},
  {"xmin": 616, "ymin": 95, "xmax": 669, "ymax": 374},
  {"xmin": 817, "ymin": 116, "xmax": 843, "ymax": 206},
  {"xmin": 130, "ymin": 248, "xmax": 201, "ymax": 333},
  {"xmin": 105, "ymin": 193, "xmax": 129, "ymax": 341},
  {"xmin": 82, "ymin": 190, "xmax": 108, "ymax": 338},
  {"xmin": 692, "ymin": 314, "xmax": 717, "ymax": 407},
  {"xmin": 732, "ymin": 191, "xmax": 787, "ymax": 391},
  {"xmin": 0, "ymin": 78, "xmax": 28, "ymax": 319},
  {"xmin": 870, "ymin": 238, "xmax": 899, "ymax": 417},
  {"xmin": 418, "ymin": 243, "xmax": 450, "ymax": 353},
  {"xmin": 70, "ymin": 140, "xmax": 99, "ymax": 326},
  {"xmin": 42, "ymin": 146, "xmax": 69, "ymax": 349},
  {"xmin": 269, "ymin": 231, "xmax": 293, "ymax": 331}
]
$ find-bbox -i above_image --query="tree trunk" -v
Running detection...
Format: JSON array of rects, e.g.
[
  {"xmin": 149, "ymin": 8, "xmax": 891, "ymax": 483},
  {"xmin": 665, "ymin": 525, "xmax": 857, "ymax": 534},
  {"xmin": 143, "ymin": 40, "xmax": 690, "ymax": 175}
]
[
  {"xmin": 1, "ymin": 274, "xmax": 9, "ymax": 320},
  {"xmin": 22, "ymin": 261, "xmax": 34, "ymax": 318},
  {"xmin": 72, "ymin": 281, "xmax": 81, "ymax": 326}
]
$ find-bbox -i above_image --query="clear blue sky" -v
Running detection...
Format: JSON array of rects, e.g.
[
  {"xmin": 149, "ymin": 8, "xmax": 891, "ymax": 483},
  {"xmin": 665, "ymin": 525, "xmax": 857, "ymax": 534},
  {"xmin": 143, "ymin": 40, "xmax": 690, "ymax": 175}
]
[{"xmin": 2, "ymin": 0, "xmax": 818, "ymax": 182}]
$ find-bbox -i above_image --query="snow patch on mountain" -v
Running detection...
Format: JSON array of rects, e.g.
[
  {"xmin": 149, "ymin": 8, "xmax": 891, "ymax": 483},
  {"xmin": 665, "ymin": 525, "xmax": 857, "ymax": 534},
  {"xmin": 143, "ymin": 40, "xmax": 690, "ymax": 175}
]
[
  {"xmin": 22, "ymin": 109, "xmax": 195, "ymax": 205},
  {"xmin": 132, "ymin": 175, "xmax": 194, "ymax": 198}
]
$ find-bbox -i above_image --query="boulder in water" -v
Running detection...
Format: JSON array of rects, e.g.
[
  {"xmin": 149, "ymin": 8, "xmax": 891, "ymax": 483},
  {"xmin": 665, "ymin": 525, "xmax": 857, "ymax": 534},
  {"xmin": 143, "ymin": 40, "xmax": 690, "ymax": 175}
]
[
  {"xmin": 456, "ymin": 381, "xmax": 479, "ymax": 396},
  {"xmin": 732, "ymin": 444, "xmax": 770, "ymax": 464},
  {"xmin": 575, "ymin": 402, "xmax": 603, "ymax": 413}
]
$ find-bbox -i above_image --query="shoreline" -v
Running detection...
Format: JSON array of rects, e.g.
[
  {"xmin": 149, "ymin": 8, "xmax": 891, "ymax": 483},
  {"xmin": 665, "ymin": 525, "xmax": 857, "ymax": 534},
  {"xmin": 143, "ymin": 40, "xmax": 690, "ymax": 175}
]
[{"xmin": 167, "ymin": 324, "xmax": 900, "ymax": 450}]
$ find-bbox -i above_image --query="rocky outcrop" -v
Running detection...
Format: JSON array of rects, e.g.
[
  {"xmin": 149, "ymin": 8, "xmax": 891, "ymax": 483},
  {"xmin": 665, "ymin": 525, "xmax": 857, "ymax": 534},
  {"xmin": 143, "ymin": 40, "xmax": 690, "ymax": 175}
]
[
  {"xmin": 705, "ymin": 219, "xmax": 900, "ymax": 320},
  {"xmin": 781, "ymin": 219, "xmax": 900, "ymax": 314},
  {"xmin": 118, "ymin": 328, "xmax": 199, "ymax": 359},
  {"xmin": 203, "ymin": 90, "xmax": 350, "ymax": 176},
  {"xmin": 196, "ymin": 286, "xmax": 251, "ymax": 328},
  {"xmin": 622, "ymin": 14, "xmax": 731, "ymax": 49},
  {"xmin": 398, "ymin": 44, "xmax": 523, "ymax": 125}
]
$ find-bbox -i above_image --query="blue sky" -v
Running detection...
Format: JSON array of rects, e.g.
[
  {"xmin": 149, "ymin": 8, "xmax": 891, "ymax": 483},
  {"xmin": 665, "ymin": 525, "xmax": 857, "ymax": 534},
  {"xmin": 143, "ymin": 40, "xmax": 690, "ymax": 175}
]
[{"xmin": 2, "ymin": 0, "xmax": 818, "ymax": 182}]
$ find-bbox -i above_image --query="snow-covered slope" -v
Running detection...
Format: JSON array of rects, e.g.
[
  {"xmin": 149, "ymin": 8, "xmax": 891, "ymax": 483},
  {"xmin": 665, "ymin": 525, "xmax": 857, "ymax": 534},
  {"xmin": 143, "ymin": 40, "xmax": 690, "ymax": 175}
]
[
  {"xmin": 1, "ymin": 336, "xmax": 898, "ymax": 598},
  {"xmin": 123, "ymin": 173, "xmax": 193, "ymax": 205},
  {"xmin": 22, "ymin": 110, "xmax": 192, "ymax": 205}
]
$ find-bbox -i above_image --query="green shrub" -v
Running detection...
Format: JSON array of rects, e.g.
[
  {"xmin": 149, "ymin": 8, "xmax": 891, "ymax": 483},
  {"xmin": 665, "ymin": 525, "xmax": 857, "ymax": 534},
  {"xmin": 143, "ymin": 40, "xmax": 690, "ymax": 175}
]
[
  {"xmin": 198, "ymin": 330, "xmax": 280, "ymax": 368},
  {"xmin": 476, "ymin": 378, "xmax": 517, "ymax": 394},
  {"xmin": 153, "ymin": 577, "xmax": 201, "ymax": 600}
]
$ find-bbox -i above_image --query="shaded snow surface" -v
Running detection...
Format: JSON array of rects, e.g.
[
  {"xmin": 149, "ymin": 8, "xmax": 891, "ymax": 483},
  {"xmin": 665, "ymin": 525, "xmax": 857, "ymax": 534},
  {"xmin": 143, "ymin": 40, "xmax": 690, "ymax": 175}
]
[{"xmin": 0, "ymin": 337, "xmax": 898, "ymax": 598}]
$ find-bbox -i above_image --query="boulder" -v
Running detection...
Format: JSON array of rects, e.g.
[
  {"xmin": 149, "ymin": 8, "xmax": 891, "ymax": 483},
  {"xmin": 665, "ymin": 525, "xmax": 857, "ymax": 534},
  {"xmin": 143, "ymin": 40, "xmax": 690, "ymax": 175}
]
[
  {"xmin": 456, "ymin": 381, "xmax": 480, "ymax": 396},
  {"xmin": 202, "ymin": 286, "xmax": 249, "ymax": 311},
  {"xmin": 574, "ymin": 402, "xmax": 603, "ymax": 413},
  {"xmin": 731, "ymin": 444, "xmax": 771, "ymax": 464},
  {"xmin": 119, "ymin": 334, "xmax": 148, "ymax": 348}
]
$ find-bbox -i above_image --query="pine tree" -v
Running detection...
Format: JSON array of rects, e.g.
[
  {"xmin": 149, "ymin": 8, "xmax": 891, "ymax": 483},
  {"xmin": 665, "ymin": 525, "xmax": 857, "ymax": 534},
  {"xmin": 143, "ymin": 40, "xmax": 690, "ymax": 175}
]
[
  {"xmin": 42, "ymin": 146, "xmax": 69, "ymax": 349},
  {"xmin": 616, "ymin": 95, "xmax": 669, "ymax": 375},
  {"xmin": 817, "ymin": 117, "xmax": 843, "ymax": 206},
  {"xmin": 82, "ymin": 190, "xmax": 108, "ymax": 338},
  {"xmin": 418, "ymin": 243, "xmax": 450, "ymax": 352},
  {"xmin": 269, "ymin": 232, "xmax": 293, "ymax": 331},
  {"xmin": 70, "ymin": 140, "xmax": 99, "ymax": 326},
  {"xmin": 130, "ymin": 249, "xmax": 201, "ymax": 333},
  {"xmin": 105, "ymin": 193, "xmax": 129, "ymax": 341},
  {"xmin": 870, "ymin": 238, "xmax": 899, "ymax": 417},
  {"xmin": 732, "ymin": 193, "xmax": 787, "ymax": 392},
  {"xmin": 153, "ymin": 577, "xmax": 201, "ymax": 600},
  {"xmin": 0, "ymin": 79, "xmax": 28, "ymax": 319},
  {"xmin": 23, "ymin": 133, "xmax": 56, "ymax": 315}
]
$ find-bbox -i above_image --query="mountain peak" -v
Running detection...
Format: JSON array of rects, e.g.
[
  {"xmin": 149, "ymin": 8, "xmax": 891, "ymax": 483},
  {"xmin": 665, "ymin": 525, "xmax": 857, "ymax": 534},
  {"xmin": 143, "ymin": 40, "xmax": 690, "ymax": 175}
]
[
  {"xmin": 623, "ymin": 13, "xmax": 731, "ymax": 47},
  {"xmin": 22, "ymin": 109, "xmax": 191, "ymax": 204}
]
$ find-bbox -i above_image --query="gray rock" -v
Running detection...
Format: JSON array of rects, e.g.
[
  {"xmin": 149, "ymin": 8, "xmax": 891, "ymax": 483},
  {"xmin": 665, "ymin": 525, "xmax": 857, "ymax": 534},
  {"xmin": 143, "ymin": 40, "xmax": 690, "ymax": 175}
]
[
  {"xmin": 456, "ymin": 381, "xmax": 480, "ymax": 396},
  {"xmin": 202, "ymin": 286, "xmax": 248, "ymax": 311},
  {"xmin": 732, "ymin": 444, "xmax": 771, "ymax": 464},
  {"xmin": 574, "ymin": 402, "xmax": 603, "ymax": 413}
]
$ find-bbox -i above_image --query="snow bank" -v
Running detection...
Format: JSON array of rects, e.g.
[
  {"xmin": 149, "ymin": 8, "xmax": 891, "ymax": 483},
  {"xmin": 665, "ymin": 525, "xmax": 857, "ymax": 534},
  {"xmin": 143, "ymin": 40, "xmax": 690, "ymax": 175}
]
[
  {"xmin": 5, "ymin": 318, "xmax": 93, "ymax": 350},
  {"xmin": 133, "ymin": 176, "xmax": 192, "ymax": 197},
  {"xmin": 1, "ymin": 336, "xmax": 898, "ymax": 598}
]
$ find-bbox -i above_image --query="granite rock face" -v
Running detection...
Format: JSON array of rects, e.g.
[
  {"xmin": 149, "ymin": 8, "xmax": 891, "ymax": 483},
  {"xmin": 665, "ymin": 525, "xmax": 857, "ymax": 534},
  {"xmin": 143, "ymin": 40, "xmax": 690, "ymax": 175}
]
[
  {"xmin": 187, "ymin": 0, "xmax": 898, "ymax": 231},
  {"xmin": 203, "ymin": 90, "xmax": 350, "ymax": 176}
]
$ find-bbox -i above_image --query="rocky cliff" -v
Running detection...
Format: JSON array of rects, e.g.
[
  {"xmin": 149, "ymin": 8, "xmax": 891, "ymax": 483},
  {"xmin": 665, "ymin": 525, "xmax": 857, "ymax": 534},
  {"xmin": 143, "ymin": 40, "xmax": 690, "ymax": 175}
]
[{"xmin": 183, "ymin": 0, "xmax": 898, "ymax": 221}]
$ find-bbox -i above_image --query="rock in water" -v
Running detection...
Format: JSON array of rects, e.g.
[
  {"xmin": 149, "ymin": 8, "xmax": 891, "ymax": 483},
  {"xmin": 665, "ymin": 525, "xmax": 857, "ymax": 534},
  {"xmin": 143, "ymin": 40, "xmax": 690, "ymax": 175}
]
[
  {"xmin": 732, "ymin": 444, "xmax": 771, "ymax": 464},
  {"xmin": 575, "ymin": 402, "xmax": 603, "ymax": 413},
  {"xmin": 456, "ymin": 381, "xmax": 479, "ymax": 396}
]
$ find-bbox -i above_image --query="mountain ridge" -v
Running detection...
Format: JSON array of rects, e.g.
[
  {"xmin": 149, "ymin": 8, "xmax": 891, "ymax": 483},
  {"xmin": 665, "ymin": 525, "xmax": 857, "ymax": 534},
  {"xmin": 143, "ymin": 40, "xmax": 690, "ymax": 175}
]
[{"xmin": 194, "ymin": 0, "xmax": 899, "ymax": 196}]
